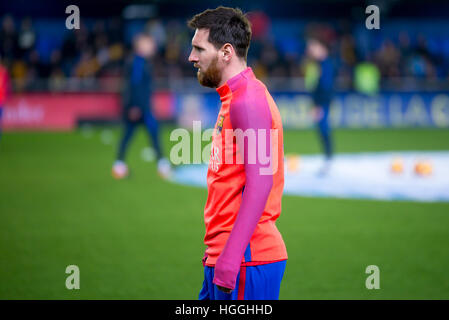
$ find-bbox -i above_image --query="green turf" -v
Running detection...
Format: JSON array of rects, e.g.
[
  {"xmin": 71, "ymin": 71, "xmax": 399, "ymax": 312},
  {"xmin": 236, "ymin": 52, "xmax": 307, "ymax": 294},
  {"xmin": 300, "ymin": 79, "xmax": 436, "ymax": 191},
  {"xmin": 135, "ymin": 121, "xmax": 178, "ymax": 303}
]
[{"xmin": 0, "ymin": 127, "xmax": 448, "ymax": 299}]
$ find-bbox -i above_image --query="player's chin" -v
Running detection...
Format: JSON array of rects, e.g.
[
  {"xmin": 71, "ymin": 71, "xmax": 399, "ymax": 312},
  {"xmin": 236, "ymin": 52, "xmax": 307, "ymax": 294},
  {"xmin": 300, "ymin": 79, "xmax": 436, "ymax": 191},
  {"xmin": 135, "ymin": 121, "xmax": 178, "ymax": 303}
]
[{"xmin": 197, "ymin": 72, "xmax": 206, "ymax": 85}]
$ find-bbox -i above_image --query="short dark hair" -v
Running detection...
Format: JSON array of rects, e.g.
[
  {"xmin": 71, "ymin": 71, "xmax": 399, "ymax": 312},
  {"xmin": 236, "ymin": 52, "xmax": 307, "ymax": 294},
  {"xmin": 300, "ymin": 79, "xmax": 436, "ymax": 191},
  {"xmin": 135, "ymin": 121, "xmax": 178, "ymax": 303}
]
[{"xmin": 188, "ymin": 6, "xmax": 252, "ymax": 61}]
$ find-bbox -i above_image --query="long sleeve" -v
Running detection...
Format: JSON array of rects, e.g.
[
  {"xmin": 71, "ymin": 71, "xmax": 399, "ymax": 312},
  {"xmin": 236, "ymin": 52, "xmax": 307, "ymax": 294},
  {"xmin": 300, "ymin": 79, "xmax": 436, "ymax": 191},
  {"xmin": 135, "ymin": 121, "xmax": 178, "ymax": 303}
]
[{"xmin": 212, "ymin": 86, "xmax": 274, "ymax": 290}]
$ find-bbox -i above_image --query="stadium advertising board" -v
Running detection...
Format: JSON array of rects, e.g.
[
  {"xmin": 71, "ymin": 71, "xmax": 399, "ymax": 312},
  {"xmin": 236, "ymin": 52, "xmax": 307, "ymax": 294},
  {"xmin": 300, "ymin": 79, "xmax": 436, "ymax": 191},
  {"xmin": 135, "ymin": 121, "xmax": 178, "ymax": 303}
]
[
  {"xmin": 176, "ymin": 92, "xmax": 449, "ymax": 129},
  {"xmin": 3, "ymin": 91, "xmax": 449, "ymax": 130},
  {"xmin": 2, "ymin": 92, "xmax": 174, "ymax": 131}
]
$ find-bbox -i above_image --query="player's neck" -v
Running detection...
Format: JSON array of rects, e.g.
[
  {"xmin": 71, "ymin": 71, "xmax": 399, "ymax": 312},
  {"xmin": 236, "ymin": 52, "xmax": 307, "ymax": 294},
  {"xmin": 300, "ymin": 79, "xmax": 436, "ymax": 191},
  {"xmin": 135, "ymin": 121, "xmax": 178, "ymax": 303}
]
[{"xmin": 218, "ymin": 60, "xmax": 247, "ymax": 88}]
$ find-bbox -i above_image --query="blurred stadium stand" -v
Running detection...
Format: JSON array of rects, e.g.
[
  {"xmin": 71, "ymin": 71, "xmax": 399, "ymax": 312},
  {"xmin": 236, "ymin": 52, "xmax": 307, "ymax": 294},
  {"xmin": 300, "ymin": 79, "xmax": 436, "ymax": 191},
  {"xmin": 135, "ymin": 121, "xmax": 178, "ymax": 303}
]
[
  {"xmin": 1, "ymin": 0, "xmax": 449, "ymax": 92},
  {"xmin": 1, "ymin": 0, "xmax": 449, "ymax": 130}
]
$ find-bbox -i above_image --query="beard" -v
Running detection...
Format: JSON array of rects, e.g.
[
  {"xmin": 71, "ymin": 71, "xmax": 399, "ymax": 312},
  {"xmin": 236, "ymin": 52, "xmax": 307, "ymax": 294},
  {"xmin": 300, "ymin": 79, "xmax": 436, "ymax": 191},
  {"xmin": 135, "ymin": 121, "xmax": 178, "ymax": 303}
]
[{"xmin": 197, "ymin": 56, "xmax": 222, "ymax": 88}]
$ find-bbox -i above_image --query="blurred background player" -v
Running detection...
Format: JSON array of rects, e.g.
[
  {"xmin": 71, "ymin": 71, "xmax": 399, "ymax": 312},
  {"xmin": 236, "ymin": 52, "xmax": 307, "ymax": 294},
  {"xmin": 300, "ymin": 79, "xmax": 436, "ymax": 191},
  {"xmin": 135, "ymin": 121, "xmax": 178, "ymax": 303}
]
[
  {"xmin": 0, "ymin": 55, "xmax": 10, "ymax": 143},
  {"xmin": 112, "ymin": 33, "xmax": 171, "ymax": 179},
  {"xmin": 305, "ymin": 35, "xmax": 335, "ymax": 175}
]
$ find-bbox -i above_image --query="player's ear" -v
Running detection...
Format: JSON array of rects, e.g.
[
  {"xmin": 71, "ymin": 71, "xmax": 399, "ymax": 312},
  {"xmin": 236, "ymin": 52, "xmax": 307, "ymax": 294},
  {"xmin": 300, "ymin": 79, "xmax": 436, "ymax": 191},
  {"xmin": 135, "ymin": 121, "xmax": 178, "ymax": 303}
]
[{"xmin": 221, "ymin": 43, "xmax": 233, "ymax": 62}]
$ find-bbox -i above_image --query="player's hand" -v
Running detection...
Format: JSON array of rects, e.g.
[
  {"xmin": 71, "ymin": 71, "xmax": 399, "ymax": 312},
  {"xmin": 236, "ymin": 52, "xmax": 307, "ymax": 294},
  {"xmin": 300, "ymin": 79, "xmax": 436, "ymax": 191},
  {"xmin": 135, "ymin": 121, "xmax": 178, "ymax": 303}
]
[
  {"xmin": 216, "ymin": 285, "xmax": 232, "ymax": 294},
  {"xmin": 128, "ymin": 107, "xmax": 142, "ymax": 122}
]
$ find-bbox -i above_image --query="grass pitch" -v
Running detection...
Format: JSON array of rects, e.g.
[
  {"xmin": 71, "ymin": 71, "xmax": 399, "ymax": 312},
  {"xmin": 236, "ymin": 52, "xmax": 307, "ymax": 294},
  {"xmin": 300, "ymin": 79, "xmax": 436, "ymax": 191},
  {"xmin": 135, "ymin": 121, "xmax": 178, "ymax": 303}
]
[{"xmin": 0, "ymin": 127, "xmax": 448, "ymax": 299}]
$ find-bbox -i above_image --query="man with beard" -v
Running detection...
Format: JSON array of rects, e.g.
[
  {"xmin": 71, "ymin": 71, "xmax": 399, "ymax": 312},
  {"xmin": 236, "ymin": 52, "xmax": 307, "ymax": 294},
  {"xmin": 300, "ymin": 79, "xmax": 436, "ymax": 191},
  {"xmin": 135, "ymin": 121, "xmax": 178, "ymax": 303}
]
[{"xmin": 187, "ymin": 7, "xmax": 287, "ymax": 300}]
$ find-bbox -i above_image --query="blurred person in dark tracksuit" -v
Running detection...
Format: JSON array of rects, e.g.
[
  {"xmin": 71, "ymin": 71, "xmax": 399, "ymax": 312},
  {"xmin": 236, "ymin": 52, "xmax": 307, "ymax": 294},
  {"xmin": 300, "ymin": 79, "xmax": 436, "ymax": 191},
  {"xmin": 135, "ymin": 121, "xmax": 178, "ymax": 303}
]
[
  {"xmin": 112, "ymin": 33, "xmax": 171, "ymax": 179},
  {"xmin": 306, "ymin": 36, "xmax": 335, "ymax": 175}
]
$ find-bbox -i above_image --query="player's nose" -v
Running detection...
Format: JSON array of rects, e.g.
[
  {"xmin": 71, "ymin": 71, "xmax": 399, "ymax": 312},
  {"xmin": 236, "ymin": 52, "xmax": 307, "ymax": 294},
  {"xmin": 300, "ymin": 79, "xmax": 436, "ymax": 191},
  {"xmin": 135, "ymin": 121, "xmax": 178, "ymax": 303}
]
[{"xmin": 188, "ymin": 50, "xmax": 198, "ymax": 63}]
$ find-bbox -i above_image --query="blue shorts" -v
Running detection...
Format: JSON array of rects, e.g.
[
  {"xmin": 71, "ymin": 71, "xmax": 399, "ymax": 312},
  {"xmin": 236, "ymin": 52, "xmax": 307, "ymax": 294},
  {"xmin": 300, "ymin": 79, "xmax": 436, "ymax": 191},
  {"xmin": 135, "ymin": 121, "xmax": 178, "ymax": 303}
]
[{"xmin": 199, "ymin": 260, "xmax": 287, "ymax": 300}]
